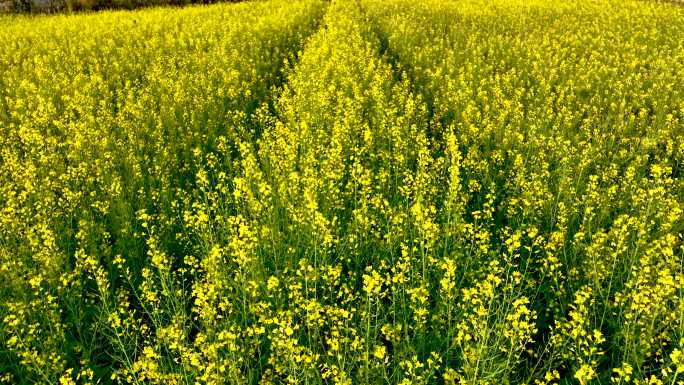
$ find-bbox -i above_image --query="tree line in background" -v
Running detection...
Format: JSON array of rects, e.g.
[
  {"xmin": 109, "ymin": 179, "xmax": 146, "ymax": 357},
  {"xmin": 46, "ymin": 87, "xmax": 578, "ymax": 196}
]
[{"xmin": 1, "ymin": 0, "xmax": 242, "ymax": 13}]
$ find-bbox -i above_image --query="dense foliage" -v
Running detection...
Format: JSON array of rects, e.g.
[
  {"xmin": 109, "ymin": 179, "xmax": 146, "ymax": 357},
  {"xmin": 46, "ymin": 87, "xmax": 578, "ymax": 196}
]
[
  {"xmin": 2, "ymin": 0, "xmax": 244, "ymax": 14},
  {"xmin": 1, "ymin": 0, "xmax": 683, "ymax": 384}
]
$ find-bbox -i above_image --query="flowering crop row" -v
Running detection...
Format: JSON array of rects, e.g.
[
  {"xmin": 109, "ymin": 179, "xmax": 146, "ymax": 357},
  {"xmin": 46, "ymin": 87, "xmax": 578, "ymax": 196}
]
[
  {"xmin": 0, "ymin": 1, "xmax": 325, "ymax": 383},
  {"xmin": 363, "ymin": 0, "xmax": 684, "ymax": 384}
]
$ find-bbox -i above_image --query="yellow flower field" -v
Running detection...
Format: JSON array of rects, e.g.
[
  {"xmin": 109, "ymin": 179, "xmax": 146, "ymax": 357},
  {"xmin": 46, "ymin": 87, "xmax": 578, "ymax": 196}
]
[{"xmin": 0, "ymin": 0, "xmax": 683, "ymax": 384}]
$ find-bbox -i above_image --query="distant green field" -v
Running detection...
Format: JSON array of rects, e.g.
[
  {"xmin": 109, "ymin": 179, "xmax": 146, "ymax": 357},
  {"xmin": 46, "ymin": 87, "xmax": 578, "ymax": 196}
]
[{"xmin": 1, "ymin": 1, "xmax": 683, "ymax": 384}]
